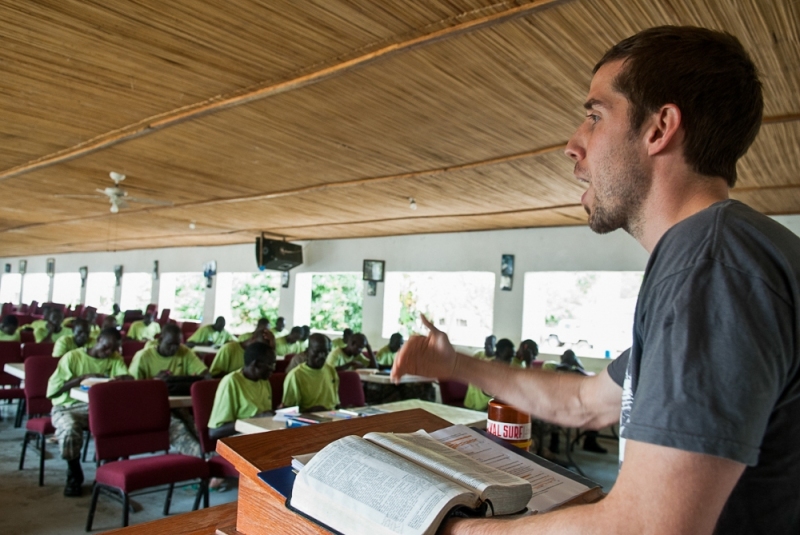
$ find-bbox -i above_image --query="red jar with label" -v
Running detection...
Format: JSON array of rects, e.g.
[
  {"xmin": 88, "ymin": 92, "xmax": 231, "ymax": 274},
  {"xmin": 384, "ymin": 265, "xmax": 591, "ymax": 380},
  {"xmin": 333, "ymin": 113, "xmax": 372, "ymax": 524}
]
[{"xmin": 486, "ymin": 399, "xmax": 532, "ymax": 451}]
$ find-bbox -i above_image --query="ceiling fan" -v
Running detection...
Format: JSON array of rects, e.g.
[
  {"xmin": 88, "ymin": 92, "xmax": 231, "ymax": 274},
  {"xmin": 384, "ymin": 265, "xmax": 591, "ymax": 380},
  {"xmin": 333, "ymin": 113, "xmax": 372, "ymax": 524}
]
[{"xmin": 56, "ymin": 171, "xmax": 173, "ymax": 213}]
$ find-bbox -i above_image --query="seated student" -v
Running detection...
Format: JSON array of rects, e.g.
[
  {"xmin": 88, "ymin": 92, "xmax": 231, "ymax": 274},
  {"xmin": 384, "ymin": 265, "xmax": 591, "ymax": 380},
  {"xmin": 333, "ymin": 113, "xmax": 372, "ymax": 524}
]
[
  {"xmin": 207, "ymin": 342, "xmax": 277, "ymax": 440},
  {"xmin": 331, "ymin": 328, "xmax": 353, "ymax": 350},
  {"xmin": 0, "ymin": 315, "xmax": 20, "ymax": 342},
  {"xmin": 270, "ymin": 316, "xmax": 287, "ymax": 338},
  {"xmin": 112, "ymin": 303, "xmax": 125, "ymax": 328},
  {"xmin": 326, "ymin": 333, "xmax": 376, "ymax": 371},
  {"xmin": 100, "ymin": 314, "xmax": 118, "ymax": 331},
  {"xmin": 129, "ymin": 324, "xmax": 208, "ymax": 380},
  {"xmin": 34, "ymin": 309, "xmax": 72, "ymax": 343},
  {"xmin": 282, "ymin": 334, "xmax": 339, "ymax": 412},
  {"xmin": 126, "ymin": 311, "xmax": 161, "ymax": 341},
  {"xmin": 286, "ymin": 333, "xmax": 332, "ymax": 374},
  {"xmin": 186, "ymin": 316, "xmax": 236, "ymax": 347},
  {"xmin": 474, "ymin": 334, "xmax": 497, "ymax": 359},
  {"xmin": 511, "ymin": 339, "xmax": 539, "ymax": 368},
  {"xmin": 298, "ymin": 325, "xmax": 311, "ymax": 351},
  {"xmin": 47, "ymin": 328, "xmax": 131, "ymax": 497},
  {"xmin": 237, "ymin": 318, "xmax": 270, "ymax": 343},
  {"xmin": 52, "ymin": 319, "xmax": 91, "ymax": 357},
  {"xmin": 464, "ymin": 339, "xmax": 515, "ymax": 411},
  {"xmin": 83, "ymin": 308, "xmax": 101, "ymax": 341},
  {"xmin": 275, "ymin": 326, "xmax": 305, "ymax": 358},
  {"xmin": 210, "ymin": 327, "xmax": 276, "ymax": 378},
  {"xmin": 375, "ymin": 333, "xmax": 404, "ymax": 370},
  {"xmin": 24, "ymin": 304, "xmax": 52, "ymax": 331}
]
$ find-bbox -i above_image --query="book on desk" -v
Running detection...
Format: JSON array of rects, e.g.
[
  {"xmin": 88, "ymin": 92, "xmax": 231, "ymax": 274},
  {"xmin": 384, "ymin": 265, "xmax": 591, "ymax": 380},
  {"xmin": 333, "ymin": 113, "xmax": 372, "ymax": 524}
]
[{"xmin": 259, "ymin": 425, "xmax": 599, "ymax": 535}]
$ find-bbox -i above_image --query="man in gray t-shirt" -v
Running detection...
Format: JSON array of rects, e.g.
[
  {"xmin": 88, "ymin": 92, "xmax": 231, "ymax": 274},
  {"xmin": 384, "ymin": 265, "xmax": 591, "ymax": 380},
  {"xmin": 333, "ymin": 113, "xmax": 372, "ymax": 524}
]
[{"xmin": 392, "ymin": 27, "xmax": 799, "ymax": 535}]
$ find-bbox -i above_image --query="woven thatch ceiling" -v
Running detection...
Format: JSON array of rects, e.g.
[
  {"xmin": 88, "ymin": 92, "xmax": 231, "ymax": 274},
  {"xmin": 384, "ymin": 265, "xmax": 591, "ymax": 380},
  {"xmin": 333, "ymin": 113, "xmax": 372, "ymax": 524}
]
[{"xmin": 1, "ymin": 0, "xmax": 798, "ymax": 256}]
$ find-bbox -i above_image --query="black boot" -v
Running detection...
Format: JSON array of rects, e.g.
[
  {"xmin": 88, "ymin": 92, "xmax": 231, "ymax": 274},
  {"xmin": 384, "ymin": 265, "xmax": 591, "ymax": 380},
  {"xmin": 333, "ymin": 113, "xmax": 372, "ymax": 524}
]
[{"xmin": 64, "ymin": 458, "xmax": 84, "ymax": 497}]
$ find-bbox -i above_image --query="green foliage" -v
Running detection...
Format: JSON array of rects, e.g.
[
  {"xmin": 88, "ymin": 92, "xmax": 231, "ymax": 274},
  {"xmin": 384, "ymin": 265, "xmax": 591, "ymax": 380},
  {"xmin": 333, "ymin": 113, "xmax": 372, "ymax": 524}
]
[
  {"xmin": 174, "ymin": 274, "xmax": 205, "ymax": 321},
  {"xmin": 311, "ymin": 273, "xmax": 362, "ymax": 332},
  {"xmin": 230, "ymin": 273, "xmax": 280, "ymax": 331}
]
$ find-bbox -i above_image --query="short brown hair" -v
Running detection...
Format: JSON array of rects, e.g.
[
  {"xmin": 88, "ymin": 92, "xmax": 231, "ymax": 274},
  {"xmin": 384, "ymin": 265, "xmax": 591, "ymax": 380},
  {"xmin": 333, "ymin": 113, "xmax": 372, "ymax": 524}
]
[{"xmin": 595, "ymin": 26, "xmax": 763, "ymax": 187}]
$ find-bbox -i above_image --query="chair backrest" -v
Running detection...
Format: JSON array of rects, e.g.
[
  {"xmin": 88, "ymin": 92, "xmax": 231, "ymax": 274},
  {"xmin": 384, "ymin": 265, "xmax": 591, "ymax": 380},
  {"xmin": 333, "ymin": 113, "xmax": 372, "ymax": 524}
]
[
  {"xmin": 23, "ymin": 356, "xmax": 60, "ymax": 416},
  {"xmin": 190, "ymin": 379, "xmax": 221, "ymax": 455},
  {"xmin": 201, "ymin": 351, "xmax": 216, "ymax": 369},
  {"xmin": 269, "ymin": 372, "xmax": 285, "ymax": 411},
  {"xmin": 121, "ymin": 341, "xmax": 146, "ymax": 359},
  {"xmin": 21, "ymin": 342, "xmax": 55, "ymax": 360},
  {"xmin": 88, "ymin": 380, "xmax": 171, "ymax": 461},
  {"xmin": 439, "ymin": 380, "xmax": 469, "ymax": 406},
  {"xmin": 158, "ymin": 308, "xmax": 171, "ymax": 326},
  {"xmin": 181, "ymin": 322, "xmax": 200, "ymax": 338},
  {"xmin": 0, "ymin": 342, "xmax": 22, "ymax": 386},
  {"xmin": 337, "ymin": 371, "xmax": 365, "ymax": 408},
  {"xmin": 20, "ymin": 330, "xmax": 35, "ymax": 344},
  {"xmin": 274, "ymin": 358, "xmax": 290, "ymax": 374}
]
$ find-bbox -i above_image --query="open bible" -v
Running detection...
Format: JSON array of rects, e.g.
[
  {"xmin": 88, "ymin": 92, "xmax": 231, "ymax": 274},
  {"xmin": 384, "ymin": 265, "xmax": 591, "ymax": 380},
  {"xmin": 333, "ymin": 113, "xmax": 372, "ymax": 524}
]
[{"xmin": 288, "ymin": 430, "xmax": 533, "ymax": 535}]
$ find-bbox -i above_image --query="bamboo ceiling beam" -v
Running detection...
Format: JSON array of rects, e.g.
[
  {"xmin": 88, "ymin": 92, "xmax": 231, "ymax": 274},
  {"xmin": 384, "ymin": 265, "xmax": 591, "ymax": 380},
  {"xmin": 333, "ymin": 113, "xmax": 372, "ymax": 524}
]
[{"xmin": 0, "ymin": 0, "xmax": 569, "ymax": 184}]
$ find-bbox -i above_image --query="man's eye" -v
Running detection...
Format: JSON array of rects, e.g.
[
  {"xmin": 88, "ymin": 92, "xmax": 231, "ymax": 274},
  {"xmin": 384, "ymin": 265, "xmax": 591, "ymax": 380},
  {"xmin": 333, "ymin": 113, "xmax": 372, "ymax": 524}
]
[{"xmin": 586, "ymin": 114, "xmax": 599, "ymax": 124}]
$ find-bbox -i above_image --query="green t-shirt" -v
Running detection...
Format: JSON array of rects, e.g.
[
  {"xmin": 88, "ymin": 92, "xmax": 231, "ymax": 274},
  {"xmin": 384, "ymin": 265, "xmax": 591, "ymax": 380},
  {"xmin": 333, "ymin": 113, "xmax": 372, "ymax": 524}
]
[
  {"xmin": 325, "ymin": 347, "xmax": 370, "ymax": 368},
  {"xmin": 237, "ymin": 331, "xmax": 254, "ymax": 343},
  {"xmin": 46, "ymin": 348, "xmax": 129, "ymax": 407},
  {"xmin": 129, "ymin": 345, "xmax": 206, "ymax": 379},
  {"xmin": 275, "ymin": 336, "xmax": 304, "ymax": 357},
  {"xmin": 126, "ymin": 320, "xmax": 161, "ymax": 341},
  {"xmin": 210, "ymin": 342, "xmax": 245, "ymax": 376},
  {"xmin": 0, "ymin": 329, "xmax": 20, "ymax": 342},
  {"xmin": 375, "ymin": 345, "xmax": 397, "ymax": 367},
  {"xmin": 187, "ymin": 325, "xmax": 236, "ymax": 346},
  {"xmin": 34, "ymin": 326, "xmax": 72, "ymax": 343},
  {"xmin": 464, "ymin": 384, "xmax": 492, "ymax": 411},
  {"xmin": 282, "ymin": 363, "xmax": 340, "ymax": 412},
  {"xmin": 52, "ymin": 335, "xmax": 84, "ymax": 357},
  {"xmin": 207, "ymin": 370, "xmax": 273, "ymax": 429},
  {"xmin": 510, "ymin": 357, "xmax": 526, "ymax": 368},
  {"xmin": 114, "ymin": 312, "xmax": 126, "ymax": 326},
  {"xmin": 331, "ymin": 338, "xmax": 346, "ymax": 350},
  {"xmin": 473, "ymin": 350, "xmax": 494, "ymax": 360},
  {"xmin": 28, "ymin": 319, "xmax": 48, "ymax": 330}
]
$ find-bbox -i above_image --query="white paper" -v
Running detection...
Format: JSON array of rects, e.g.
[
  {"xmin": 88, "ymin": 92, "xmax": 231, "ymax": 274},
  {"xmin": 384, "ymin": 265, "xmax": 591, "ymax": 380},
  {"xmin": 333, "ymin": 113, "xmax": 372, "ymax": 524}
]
[
  {"xmin": 273, "ymin": 405, "xmax": 299, "ymax": 422},
  {"xmin": 429, "ymin": 425, "xmax": 593, "ymax": 513}
]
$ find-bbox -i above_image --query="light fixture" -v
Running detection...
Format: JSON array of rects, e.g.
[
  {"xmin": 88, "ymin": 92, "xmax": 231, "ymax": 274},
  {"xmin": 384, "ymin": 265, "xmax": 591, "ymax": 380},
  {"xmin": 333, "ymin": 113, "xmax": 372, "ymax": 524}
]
[
  {"xmin": 110, "ymin": 202, "xmax": 120, "ymax": 214},
  {"xmin": 189, "ymin": 221, "xmax": 196, "ymax": 230},
  {"xmin": 409, "ymin": 197, "xmax": 417, "ymax": 210}
]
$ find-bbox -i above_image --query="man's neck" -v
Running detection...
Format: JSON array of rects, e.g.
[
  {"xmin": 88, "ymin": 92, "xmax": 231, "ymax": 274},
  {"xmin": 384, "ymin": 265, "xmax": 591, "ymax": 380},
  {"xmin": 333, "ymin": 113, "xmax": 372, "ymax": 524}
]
[{"xmin": 635, "ymin": 168, "xmax": 729, "ymax": 253}]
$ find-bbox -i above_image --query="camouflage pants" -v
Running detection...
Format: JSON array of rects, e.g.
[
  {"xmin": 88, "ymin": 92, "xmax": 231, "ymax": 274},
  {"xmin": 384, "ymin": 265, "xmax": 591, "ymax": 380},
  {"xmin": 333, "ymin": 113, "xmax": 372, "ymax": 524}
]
[
  {"xmin": 169, "ymin": 408, "xmax": 201, "ymax": 458},
  {"xmin": 51, "ymin": 403, "xmax": 89, "ymax": 461}
]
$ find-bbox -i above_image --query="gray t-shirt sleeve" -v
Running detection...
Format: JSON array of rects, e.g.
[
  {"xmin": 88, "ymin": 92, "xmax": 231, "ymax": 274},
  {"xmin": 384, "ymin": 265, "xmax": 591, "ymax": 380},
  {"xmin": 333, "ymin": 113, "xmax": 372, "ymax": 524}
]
[
  {"xmin": 625, "ymin": 259, "xmax": 792, "ymax": 466},
  {"xmin": 606, "ymin": 348, "xmax": 630, "ymax": 387}
]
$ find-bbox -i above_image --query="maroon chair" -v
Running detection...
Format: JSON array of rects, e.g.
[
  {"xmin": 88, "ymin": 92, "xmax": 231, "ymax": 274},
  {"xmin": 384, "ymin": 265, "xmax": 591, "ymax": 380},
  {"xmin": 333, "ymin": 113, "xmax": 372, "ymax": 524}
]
[
  {"xmin": 439, "ymin": 380, "xmax": 469, "ymax": 407},
  {"xmin": 274, "ymin": 357, "xmax": 290, "ymax": 374},
  {"xmin": 86, "ymin": 380, "xmax": 209, "ymax": 530},
  {"xmin": 21, "ymin": 342, "xmax": 55, "ymax": 360},
  {"xmin": 157, "ymin": 308, "xmax": 171, "ymax": 327},
  {"xmin": 190, "ymin": 380, "xmax": 238, "ymax": 479},
  {"xmin": 269, "ymin": 372, "xmax": 286, "ymax": 411},
  {"xmin": 19, "ymin": 330, "xmax": 35, "ymax": 344},
  {"xmin": 121, "ymin": 341, "xmax": 146, "ymax": 366},
  {"xmin": 181, "ymin": 321, "xmax": 200, "ymax": 339},
  {"xmin": 201, "ymin": 351, "xmax": 216, "ymax": 369},
  {"xmin": 0, "ymin": 342, "xmax": 24, "ymax": 426},
  {"xmin": 18, "ymin": 356, "xmax": 59, "ymax": 486},
  {"xmin": 337, "ymin": 371, "xmax": 365, "ymax": 408}
]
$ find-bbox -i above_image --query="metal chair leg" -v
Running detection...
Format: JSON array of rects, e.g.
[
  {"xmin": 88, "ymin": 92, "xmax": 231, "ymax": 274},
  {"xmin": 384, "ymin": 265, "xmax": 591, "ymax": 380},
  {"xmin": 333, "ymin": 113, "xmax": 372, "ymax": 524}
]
[
  {"xmin": 86, "ymin": 484, "xmax": 100, "ymax": 531},
  {"xmin": 193, "ymin": 479, "xmax": 208, "ymax": 511},
  {"xmin": 82, "ymin": 431, "xmax": 91, "ymax": 462},
  {"xmin": 37, "ymin": 433, "xmax": 46, "ymax": 486},
  {"xmin": 14, "ymin": 398, "xmax": 25, "ymax": 427},
  {"xmin": 122, "ymin": 490, "xmax": 130, "ymax": 527},
  {"xmin": 19, "ymin": 431, "xmax": 30, "ymax": 470},
  {"xmin": 163, "ymin": 482, "xmax": 174, "ymax": 515}
]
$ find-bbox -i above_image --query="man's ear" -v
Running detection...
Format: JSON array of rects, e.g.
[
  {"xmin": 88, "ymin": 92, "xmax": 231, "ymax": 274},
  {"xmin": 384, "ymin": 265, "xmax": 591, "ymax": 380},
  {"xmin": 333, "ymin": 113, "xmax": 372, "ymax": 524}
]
[{"xmin": 644, "ymin": 104, "xmax": 682, "ymax": 156}]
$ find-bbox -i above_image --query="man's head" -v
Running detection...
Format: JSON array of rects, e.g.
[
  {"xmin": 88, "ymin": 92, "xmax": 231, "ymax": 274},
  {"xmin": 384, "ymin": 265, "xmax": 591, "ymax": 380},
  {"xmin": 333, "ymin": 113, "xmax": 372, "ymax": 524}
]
[
  {"xmin": 142, "ymin": 312, "xmax": 152, "ymax": 326},
  {"xmin": 274, "ymin": 317, "xmax": 285, "ymax": 332},
  {"xmin": 495, "ymin": 339, "xmax": 515, "ymax": 364},
  {"xmin": 1, "ymin": 315, "xmax": 18, "ymax": 335},
  {"xmin": 112, "ymin": 303, "xmax": 120, "ymax": 314},
  {"xmin": 566, "ymin": 26, "xmax": 762, "ymax": 237},
  {"xmin": 306, "ymin": 333, "xmax": 332, "ymax": 370},
  {"xmin": 40, "ymin": 304, "xmax": 52, "ymax": 318},
  {"xmin": 484, "ymin": 335, "xmax": 497, "ymax": 357},
  {"xmin": 255, "ymin": 318, "xmax": 270, "ymax": 331},
  {"xmin": 300, "ymin": 325, "xmax": 311, "ymax": 342},
  {"xmin": 83, "ymin": 308, "xmax": 97, "ymax": 324},
  {"xmin": 101, "ymin": 315, "xmax": 117, "ymax": 330},
  {"xmin": 72, "ymin": 319, "xmax": 90, "ymax": 347},
  {"xmin": 243, "ymin": 342, "xmax": 276, "ymax": 381},
  {"xmin": 287, "ymin": 326, "xmax": 303, "ymax": 343},
  {"xmin": 342, "ymin": 328, "xmax": 353, "ymax": 343},
  {"xmin": 90, "ymin": 328, "xmax": 122, "ymax": 359},
  {"xmin": 213, "ymin": 316, "xmax": 226, "ymax": 332},
  {"xmin": 346, "ymin": 333, "xmax": 367, "ymax": 356},
  {"xmin": 48, "ymin": 308, "xmax": 64, "ymax": 328},
  {"xmin": 560, "ymin": 350, "xmax": 582, "ymax": 369},
  {"xmin": 517, "ymin": 339, "xmax": 539, "ymax": 366},
  {"xmin": 388, "ymin": 333, "xmax": 404, "ymax": 353},
  {"xmin": 158, "ymin": 324, "xmax": 182, "ymax": 357}
]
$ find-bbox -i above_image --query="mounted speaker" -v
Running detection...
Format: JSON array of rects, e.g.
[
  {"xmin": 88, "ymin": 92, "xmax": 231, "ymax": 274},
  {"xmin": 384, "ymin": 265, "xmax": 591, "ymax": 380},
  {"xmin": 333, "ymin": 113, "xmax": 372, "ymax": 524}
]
[{"xmin": 256, "ymin": 235, "xmax": 303, "ymax": 271}]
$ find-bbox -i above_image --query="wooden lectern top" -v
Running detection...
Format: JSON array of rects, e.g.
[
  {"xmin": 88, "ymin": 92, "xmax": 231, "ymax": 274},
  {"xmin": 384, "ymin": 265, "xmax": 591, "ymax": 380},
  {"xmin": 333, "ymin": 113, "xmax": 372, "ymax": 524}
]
[{"xmin": 216, "ymin": 409, "xmax": 453, "ymax": 535}]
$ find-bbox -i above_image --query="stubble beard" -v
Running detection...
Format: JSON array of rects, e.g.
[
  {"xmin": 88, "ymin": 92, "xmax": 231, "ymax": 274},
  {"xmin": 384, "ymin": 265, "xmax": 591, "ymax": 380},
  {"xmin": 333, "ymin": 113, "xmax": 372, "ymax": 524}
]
[{"xmin": 586, "ymin": 142, "xmax": 651, "ymax": 240}]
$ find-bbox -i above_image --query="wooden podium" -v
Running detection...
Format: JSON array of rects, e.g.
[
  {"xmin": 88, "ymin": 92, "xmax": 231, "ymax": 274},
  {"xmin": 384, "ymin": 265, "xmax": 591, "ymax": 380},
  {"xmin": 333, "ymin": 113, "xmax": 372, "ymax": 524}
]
[{"xmin": 216, "ymin": 408, "xmax": 453, "ymax": 535}]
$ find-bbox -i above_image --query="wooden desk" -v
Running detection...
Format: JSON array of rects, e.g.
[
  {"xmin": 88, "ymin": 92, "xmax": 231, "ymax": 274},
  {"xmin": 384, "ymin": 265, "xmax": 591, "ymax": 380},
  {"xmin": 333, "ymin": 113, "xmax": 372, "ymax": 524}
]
[
  {"xmin": 218, "ymin": 409, "xmax": 453, "ymax": 535},
  {"xmin": 235, "ymin": 400, "xmax": 487, "ymax": 434},
  {"xmin": 3, "ymin": 362, "xmax": 25, "ymax": 380},
  {"xmin": 104, "ymin": 501, "xmax": 237, "ymax": 535},
  {"xmin": 69, "ymin": 387, "xmax": 193, "ymax": 408}
]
